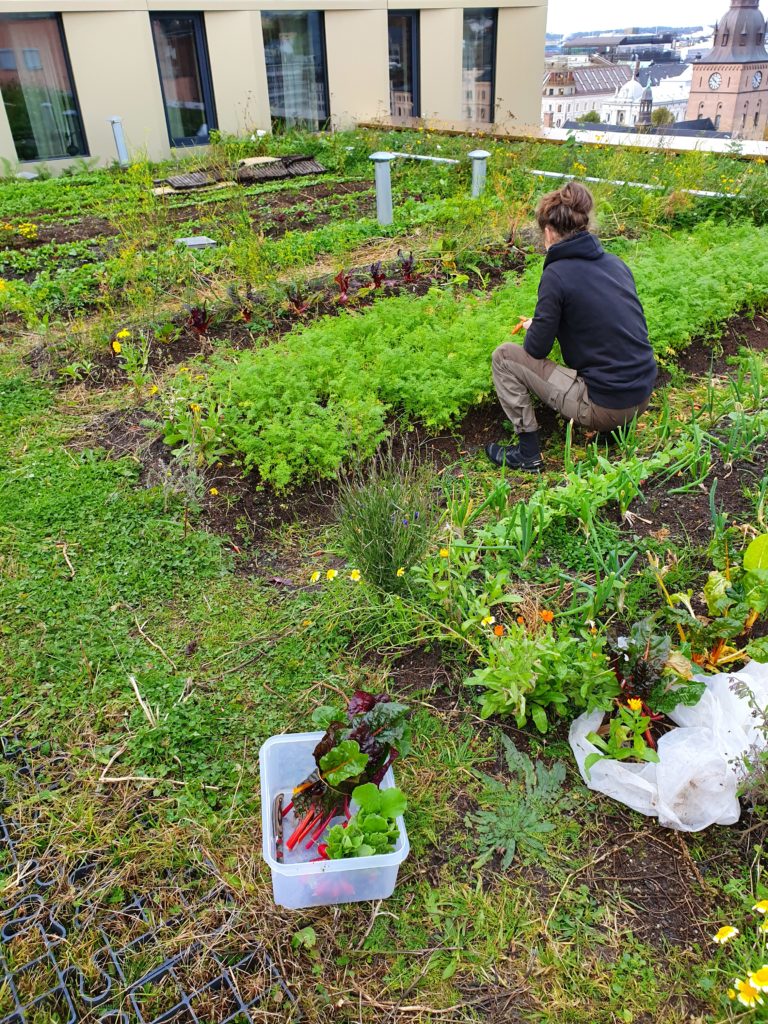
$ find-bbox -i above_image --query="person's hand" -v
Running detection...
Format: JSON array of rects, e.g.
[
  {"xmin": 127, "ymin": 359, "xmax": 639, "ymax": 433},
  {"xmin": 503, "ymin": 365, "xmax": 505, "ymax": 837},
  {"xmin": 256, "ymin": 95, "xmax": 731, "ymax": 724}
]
[{"xmin": 522, "ymin": 318, "xmax": 533, "ymax": 331}]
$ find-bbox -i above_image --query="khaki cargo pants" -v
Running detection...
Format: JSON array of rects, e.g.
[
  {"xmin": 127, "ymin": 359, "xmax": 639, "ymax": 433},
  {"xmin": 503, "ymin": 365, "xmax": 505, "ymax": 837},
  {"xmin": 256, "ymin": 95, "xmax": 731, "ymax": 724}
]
[{"xmin": 491, "ymin": 343, "xmax": 650, "ymax": 435}]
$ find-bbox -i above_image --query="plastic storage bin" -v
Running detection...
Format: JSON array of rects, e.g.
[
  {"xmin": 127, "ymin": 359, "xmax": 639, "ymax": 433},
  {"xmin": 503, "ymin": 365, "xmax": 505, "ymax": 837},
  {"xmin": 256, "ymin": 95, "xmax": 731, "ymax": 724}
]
[{"xmin": 260, "ymin": 731, "xmax": 410, "ymax": 909}]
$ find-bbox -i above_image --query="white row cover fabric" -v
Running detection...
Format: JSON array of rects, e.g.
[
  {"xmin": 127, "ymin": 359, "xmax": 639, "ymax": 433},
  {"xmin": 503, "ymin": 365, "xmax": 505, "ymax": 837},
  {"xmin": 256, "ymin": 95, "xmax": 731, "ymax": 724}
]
[{"xmin": 569, "ymin": 662, "xmax": 768, "ymax": 832}]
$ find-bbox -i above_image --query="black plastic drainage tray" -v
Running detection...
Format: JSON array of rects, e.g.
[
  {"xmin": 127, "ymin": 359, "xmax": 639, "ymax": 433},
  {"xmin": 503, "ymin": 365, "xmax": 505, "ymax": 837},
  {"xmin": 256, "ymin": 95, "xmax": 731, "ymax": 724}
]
[{"xmin": 0, "ymin": 738, "xmax": 298, "ymax": 1023}]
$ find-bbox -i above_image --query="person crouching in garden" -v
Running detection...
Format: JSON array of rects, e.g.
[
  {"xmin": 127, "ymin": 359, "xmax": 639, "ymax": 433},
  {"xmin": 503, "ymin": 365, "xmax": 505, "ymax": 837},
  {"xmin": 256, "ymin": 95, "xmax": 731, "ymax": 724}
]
[{"xmin": 486, "ymin": 182, "xmax": 658, "ymax": 473}]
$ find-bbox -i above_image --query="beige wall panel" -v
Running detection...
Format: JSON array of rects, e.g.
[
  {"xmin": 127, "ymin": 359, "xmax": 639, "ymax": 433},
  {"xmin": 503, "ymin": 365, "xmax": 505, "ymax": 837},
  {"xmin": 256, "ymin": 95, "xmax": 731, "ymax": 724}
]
[
  {"xmin": 420, "ymin": 8, "xmax": 463, "ymax": 122},
  {"xmin": 62, "ymin": 10, "xmax": 170, "ymax": 163},
  {"xmin": 325, "ymin": 9, "xmax": 390, "ymax": 127},
  {"xmin": 205, "ymin": 10, "xmax": 271, "ymax": 135},
  {"xmin": 495, "ymin": 4, "xmax": 547, "ymax": 131}
]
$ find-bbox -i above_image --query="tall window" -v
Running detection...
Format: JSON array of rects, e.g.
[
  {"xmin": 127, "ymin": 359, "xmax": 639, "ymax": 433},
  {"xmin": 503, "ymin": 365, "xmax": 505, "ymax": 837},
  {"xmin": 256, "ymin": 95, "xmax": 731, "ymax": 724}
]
[
  {"xmin": 0, "ymin": 13, "xmax": 87, "ymax": 161},
  {"xmin": 262, "ymin": 12, "xmax": 329, "ymax": 129},
  {"xmin": 462, "ymin": 9, "xmax": 497, "ymax": 123},
  {"xmin": 388, "ymin": 13, "xmax": 419, "ymax": 119},
  {"xmin": 150, "ymin": 14, "xmax": 216, "ymax": 147}
]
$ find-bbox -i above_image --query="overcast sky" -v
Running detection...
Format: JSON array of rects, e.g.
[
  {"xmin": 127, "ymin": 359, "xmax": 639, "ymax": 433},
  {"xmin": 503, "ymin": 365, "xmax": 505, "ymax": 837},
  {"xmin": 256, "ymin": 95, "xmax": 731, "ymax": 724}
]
[{"xmin": 546, "ymin": 0, "xmax": 729, "ymax": 36}]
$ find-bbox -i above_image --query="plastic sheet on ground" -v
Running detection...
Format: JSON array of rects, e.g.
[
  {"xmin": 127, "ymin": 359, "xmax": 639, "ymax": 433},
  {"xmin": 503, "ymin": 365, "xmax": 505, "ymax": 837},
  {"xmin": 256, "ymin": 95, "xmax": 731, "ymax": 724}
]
[{"xmin": 569, "ymin": 661, "xmax": 768, "ymax": 832}]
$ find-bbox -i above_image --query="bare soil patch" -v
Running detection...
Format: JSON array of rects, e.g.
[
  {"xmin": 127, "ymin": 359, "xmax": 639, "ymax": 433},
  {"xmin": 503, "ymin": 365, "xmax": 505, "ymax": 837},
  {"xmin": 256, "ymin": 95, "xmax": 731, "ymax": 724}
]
[
  {"xmin": 0, "ymin": 216, "xmax": 115, "ymax": 249},
  {"xmin": 622, "ymin": 440, "xmax": 767, "ymax": 547}
]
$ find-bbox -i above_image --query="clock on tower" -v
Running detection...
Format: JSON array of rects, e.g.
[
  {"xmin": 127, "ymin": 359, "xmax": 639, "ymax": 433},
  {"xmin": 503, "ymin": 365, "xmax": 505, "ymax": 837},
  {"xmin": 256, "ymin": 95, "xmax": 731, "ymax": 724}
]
[{"xmin": 685, "ymin": 0, "xmax": 768, "ymax": 138}]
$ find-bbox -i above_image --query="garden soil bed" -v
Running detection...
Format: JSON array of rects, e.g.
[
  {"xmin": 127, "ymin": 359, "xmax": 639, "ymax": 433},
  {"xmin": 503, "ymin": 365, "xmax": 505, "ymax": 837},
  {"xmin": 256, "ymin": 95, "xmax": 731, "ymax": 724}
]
[
  {"xmin": 62, "ymin": 243, "xmax": 529, "ymax": 388},
  {"xmin": 579, "ymin": 820, "xmax": 715, "ymax": 948},
  {"xmin": 69, "ymin": 305, "xmax": 768, "ymax": 566},
  {"xmin": 165, "ymin": 179, "xmax": 376, "ymax": 238},
  {"xmin": 0, "ymin": 215, "xmax": 115, "ymax": 249},
  {"xmin": 621, "ymin": 439, "xmax": 768, "ymax": 546},
  {"xmin": 657, "ymin": 308, "xmax": 768, "ymax": 382}
]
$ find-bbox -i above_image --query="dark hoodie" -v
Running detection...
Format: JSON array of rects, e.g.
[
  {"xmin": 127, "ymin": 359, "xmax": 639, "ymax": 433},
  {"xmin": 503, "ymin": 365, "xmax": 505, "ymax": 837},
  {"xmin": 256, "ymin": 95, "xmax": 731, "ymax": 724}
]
[{"xmin": 523, "ymin": 231, "xmax": 657, "ymax": 409}]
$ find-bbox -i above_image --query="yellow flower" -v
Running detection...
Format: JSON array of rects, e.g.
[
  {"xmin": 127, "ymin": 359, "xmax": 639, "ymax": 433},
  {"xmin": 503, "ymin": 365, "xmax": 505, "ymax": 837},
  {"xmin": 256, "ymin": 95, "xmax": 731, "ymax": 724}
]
[
  {"xmin": 111, "ymin": 340, "xmax": 122, "ymax": 354},
  {"xmin": 309, "ymin": 571, "xmax": 321, "ymax": 583},
  {"xmin": 396, "ymin": 567, "xmax": 405, "ymax": 577},
  {"xmin": 189, "ymin": 402, "xmax": 201, "ymax": 414},
  {"xmin": 0, "ymin": 279, "xmax": 6, "ymax": 291},
  {"xmin": 301, "ymin": 619, "xmax": 313, "ymax": 627},
  {"xmin": 728, "ymin": 988, "xmax": 736, "ymax": 1000},
  {"xmin": 760, "ymin": 922, "xmax": 768, "ymax": 933},
  {"xmin": 753, "ymin": 900, "xmax": 768, "ymax": 914},
  {"xmin": 326, "ymin": 569, "xmax": 338, "ymax": 581},
  {"xmin": 627, "ymin": 698, "xmax": 643, "ymax": 712},
  {"xmin": 209, "ymin": 487, "xmax": 219, "ymax": 496},
  {"xmin": 749, "ymin": 967, "xmax": 768, "ymax": 992},
  {"xmin": 148, "ymin": 384, "xmax": 159, "ymax": 395},
  {"xmin": 349, "ymin": 569, "xmax": 361, "ymax": 582},
  {"xmin": 439, "ymin": 548, "xmax": 450, "ymax": 558},
  {"xmin": 734, "ymin": 977, "xmax": 764, "ymax": 1008},
  {"xmin": 481, "ymin": 615, "xmax": 496, "ymax": 627},
  {"xmin": 713, "ymin": 925, "xmax": 739, "ymax": 944},
  {"xmin": 116, "ymin": 328, "xmax": 131, "ymax": 340}
]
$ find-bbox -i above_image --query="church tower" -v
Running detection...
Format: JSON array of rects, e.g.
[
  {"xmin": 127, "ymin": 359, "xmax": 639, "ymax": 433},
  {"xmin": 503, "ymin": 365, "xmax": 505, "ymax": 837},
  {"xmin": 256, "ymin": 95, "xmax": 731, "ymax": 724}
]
[
  {"xmin": 638, "ymin": 83, "xmax": 654, "ymax": 126},
  {"xmin": 685, "ymin": 0, "xmax": 768, "ymax": 138}
]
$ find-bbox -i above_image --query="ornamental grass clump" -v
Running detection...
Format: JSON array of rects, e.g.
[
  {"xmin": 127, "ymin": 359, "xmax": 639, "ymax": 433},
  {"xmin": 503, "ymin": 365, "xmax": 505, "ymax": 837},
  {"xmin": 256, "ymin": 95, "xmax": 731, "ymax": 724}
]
[{"xmin": 337, "ymin": 447, "xmax": 438, "ymax": 595}]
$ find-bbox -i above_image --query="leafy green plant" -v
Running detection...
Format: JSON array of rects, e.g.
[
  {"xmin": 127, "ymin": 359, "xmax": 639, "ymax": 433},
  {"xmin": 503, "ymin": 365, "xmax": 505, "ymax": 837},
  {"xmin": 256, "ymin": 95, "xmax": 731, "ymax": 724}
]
[
  {"xmin": 116, "ymin": 332, "xmax": 153, "ymax": 397},
  {"xmin": 161, "ymin": 400, "xmax": 229, "ymax": 469},
  {"xmin": 466, "ymin": 624, "xmax": 618, "ymax": 732},
  {"xmin": 324, "ymin": 783, "xmax": 406, "ymax": 859},
  {"xmin": 468, "ymin": 735, "xmax": 569, "ymax": 868},
  {"xmin": 585, "ymin": 703, "xmax": 661, "ymax": 777}
]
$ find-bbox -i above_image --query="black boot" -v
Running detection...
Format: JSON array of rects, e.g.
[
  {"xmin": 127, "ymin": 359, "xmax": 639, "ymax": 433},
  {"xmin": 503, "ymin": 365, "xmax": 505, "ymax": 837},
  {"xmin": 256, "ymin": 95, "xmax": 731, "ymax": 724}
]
[{"xmin": 485, "ymin": 431, "xmax": 543, "ymax": 472}]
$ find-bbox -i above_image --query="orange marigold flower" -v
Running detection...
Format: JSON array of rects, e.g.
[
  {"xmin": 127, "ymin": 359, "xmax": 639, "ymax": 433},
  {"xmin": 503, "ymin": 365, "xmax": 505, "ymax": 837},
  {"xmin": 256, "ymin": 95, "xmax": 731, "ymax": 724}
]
[
  {"xmin": 540, "ymin": 609, "xmax": 554, "ymax": 623},
  {"xmin": 516, "ymin": 616, "xmax": 525, "ymax": 626},
  {"xmin": 493, "ymin": 624, "xmax": 505, "ymax": 637}
]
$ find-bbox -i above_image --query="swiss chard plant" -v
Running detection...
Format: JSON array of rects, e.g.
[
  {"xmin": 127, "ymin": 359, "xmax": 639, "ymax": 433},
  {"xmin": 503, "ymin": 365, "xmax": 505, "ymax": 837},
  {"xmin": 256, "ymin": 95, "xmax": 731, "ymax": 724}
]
[{"xmin": 283, "ymin": 690, "xmax": 411, "ymax": 856}]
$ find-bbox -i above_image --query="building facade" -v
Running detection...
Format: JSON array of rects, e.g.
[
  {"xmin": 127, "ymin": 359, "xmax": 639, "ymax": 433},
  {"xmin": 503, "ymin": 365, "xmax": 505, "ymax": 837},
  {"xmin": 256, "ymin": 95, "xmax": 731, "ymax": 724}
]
[
  {"xmin": 685, "ymin": 0, "xmax": 768, "ymax": 137},
  {"xmin": 0, "ymin": 0, "xmax": 547, "ymax": 169},
  {"xmin": 541, "ymin": 63, "xmax": 633, "ymax": 127},
  {"xmin": 601, "ymin": 65, "xmax": 693, "ymax": 126}
]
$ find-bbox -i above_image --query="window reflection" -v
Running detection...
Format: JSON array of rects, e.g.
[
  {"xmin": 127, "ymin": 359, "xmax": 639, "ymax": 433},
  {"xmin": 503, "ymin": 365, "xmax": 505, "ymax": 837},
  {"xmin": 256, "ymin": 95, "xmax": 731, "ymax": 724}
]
[
  {"xmin": 462, "ymin": 9, "xmax": 497, "ymax": 124},
  {"xmin": 389, "ymin": 13, "xmax": 419, "ymax": 119},
  {"xmin": 262, "ymin": 12, "xmax": 329, "ymax": 129},
  {"xmin": 0, "ymin": 13, "xmax": 86, "ymax": 161},
  {"xmin": 151, "ymin": 14, "xmax": 217, "ymax": 146}
]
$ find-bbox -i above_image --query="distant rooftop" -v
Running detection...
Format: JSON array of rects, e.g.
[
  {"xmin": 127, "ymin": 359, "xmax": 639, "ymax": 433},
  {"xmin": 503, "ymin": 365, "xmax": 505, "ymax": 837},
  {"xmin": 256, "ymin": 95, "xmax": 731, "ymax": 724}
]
[
  {"xmin": 562, "ymin": 117, "xmax": 730, "ymax": 138},
  {"xmin": 563, "ymin": 32, "xmax": 676, "ymax": 50}
]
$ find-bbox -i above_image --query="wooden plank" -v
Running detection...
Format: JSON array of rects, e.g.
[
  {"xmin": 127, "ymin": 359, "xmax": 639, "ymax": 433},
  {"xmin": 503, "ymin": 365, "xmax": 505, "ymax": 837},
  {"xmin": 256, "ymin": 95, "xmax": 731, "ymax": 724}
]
[{"xmin": 166, "ymin": 171, "xmax": 218, "ymax": 190}]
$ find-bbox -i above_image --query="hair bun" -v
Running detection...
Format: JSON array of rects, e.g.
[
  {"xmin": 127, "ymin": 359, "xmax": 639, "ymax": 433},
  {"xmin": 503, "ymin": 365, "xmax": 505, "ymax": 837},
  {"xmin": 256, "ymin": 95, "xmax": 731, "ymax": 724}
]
[
  {"xmin": 535, "ymin": 181, "xmax": 594, "ymax": 238},
  {"xmin": 559, "ymin": 181, "xmax": 593, "ymax": 215}
]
